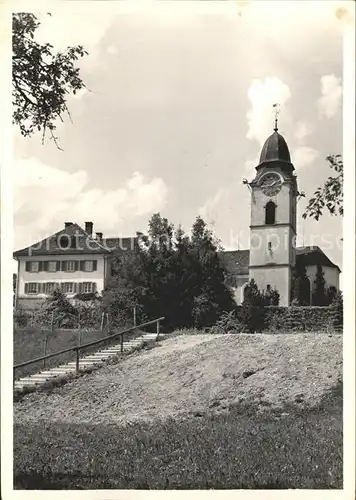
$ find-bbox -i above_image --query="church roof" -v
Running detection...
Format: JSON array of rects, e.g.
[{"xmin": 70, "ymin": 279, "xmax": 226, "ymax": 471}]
[
  {"xmin": 259, "ymin": 130, "xmax": 291, "ymax": 165},
  {"xmin": 219, "ymin": 245, "xmax": 341, "ymax": 278}
]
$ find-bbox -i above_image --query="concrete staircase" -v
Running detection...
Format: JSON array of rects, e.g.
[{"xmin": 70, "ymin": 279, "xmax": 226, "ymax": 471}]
[{"xmin": 14, "ymin": 332, "xmax": 166, "ymax": 391}]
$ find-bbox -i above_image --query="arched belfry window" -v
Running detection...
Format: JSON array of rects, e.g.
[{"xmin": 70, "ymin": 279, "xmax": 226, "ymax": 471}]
[{"xmin": 265, "ymin": 201, "xmax": 276, "ymax": 225}]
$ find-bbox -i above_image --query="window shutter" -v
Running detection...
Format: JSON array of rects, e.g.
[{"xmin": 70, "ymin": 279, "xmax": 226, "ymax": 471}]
[
  {"xmin": 39, "ymin": 283, "xmax": 45, "ymax": 293},
  {"xmin": 56, "ymin": 261, "xmax": 61, "ymax": 271},
  {"xmin": 61, "ymin": 261, "xmax": 66, "ymax": 271},
  {"xmin": 39, "ymin": 261, "xmax": 43, "ymax": 272},
  {"xmin": 92, "ymin": 282, "xmax": 97, "ymax": 292},
  {"xmin": 24, "ymin": 283, "xmax": 29, "ymax": 293},
  {"xmin": 93, "ymin": 260, "xmax": 97, "ymax": 271},
  {"xmin": 80, "ymin": 261, "xmax": 85, "ymax": 271},
  {"xmin": 75, "ymin": 261, "xmax": 79, "ymax": 271},
  {"xmin": 25, "ymin": 261, "xmax": 30, "ymax": 272}
]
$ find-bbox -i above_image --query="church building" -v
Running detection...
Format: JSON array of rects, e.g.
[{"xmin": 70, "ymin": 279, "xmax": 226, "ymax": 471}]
[
  {"xmin": 13, "ymin": 121, "xmax": 341, "ymax": 310},
  {"xmin": 220, "ymin": 124, "xmax": 341, "ymax": 306}
]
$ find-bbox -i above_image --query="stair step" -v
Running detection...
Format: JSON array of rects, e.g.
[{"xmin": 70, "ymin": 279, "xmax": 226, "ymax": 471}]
[{"xmin": 14, "ymin": 333, "xmax": 167, "ymax": 391}]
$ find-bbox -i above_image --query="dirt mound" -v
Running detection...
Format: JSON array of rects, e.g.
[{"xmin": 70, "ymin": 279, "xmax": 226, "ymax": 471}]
[{"xmin": 14, "ymin": 333, "xmax": 342, "ymax": 425}]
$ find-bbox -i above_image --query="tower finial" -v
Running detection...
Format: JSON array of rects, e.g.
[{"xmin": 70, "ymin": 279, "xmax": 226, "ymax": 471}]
[{"xmin": 272, "ymin": 103, "xmax": 280, "ymax": 132}]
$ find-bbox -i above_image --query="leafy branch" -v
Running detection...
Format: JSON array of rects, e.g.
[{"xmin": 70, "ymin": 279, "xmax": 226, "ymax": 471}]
[
  {"xmin": 302, "ymin": 155, "xmax": 343, "ymax": 221},
  {"xmin": 12, "ymin": 13, "xmax": 88, "ymax": 149}
]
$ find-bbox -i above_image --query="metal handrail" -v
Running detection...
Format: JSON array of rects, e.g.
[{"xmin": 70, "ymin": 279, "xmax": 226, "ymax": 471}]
[{"xmin": 14, "ymin": 317, "xmax": 164, "ymax": 377}]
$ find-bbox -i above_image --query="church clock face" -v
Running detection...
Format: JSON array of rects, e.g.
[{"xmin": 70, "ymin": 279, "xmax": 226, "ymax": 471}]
[{"xmin": 260, "ymin": 172, "xmax": 282, "ymax": 196}]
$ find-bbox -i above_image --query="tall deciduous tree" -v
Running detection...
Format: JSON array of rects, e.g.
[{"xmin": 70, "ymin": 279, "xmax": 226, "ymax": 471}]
[
  {"xmin": 190, "ymin": 216, "xmax": 234, "ymax": 327},
  {"xmin": 103, "ymin": 213, "xmax": 234, "ymax": 331},
  {"xmin": 12, "ymin": 13, "xmax": 88, "ymax": 149},
  {"xmin": 302, "ymin": 155, "xmax": 343, "ymax": 221}
]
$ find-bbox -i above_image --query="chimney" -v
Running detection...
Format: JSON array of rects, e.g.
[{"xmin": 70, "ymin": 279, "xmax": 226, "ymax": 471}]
[
  {"xmin": 85, "ymin": 221, "xmax": 93, "ymax": 236},
  {"xmin": 64, "ymin": 222, "xmax": 73, "ymax": 229},
  {"xmin": 96, "ymin": 232, "xmax": 103, "ymax": 241}
]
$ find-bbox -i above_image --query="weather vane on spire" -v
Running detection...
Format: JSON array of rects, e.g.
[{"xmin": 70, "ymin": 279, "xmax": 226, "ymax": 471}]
[{"xmin": 272, "ymin": 103, "xmax": 280, "ymax": 132}]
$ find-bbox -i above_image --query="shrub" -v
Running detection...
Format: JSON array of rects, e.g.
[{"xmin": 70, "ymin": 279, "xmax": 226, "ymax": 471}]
[
  {"xmin": 264, "ymin": 306, "xmax": 340, "ymax": 332},
  {"xmin": 329, "ymin": 292, "xmax": 343, "ymax": 331},
  {"xmin": 210, "ymin": 309, "xmax": 242, "ymax": 334},
  {"xmin": 13, "ymin": 309, "xmax": 30, "ymax": 328}
]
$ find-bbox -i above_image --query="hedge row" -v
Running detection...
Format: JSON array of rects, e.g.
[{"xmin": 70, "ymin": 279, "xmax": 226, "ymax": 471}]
[{"xmin": 264, "ymin": 306, "xmax": 342, "ymax": 332}]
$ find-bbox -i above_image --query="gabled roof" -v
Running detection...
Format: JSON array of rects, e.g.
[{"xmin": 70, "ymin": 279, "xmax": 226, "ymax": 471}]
[
  {"xmin": 218, "ymin": 250, "xmax": 249, "ymax": 276},
  {"xmin": 103, "ymin": 237, "xmax": 139, "ymax": 253},
  {"xmin": 219, "ymin": 245, "xmax": 341, "ymax": 279},
  {"xmin": 296, "ymin": 246, "xmax": 341, "ymax": 272},
  {"xmin": 13, "ymin": 223, "xmax": 111, "ymax": 258}
]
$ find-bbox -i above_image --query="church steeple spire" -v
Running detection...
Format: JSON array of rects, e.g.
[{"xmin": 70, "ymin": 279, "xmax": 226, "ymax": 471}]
[{"xmin": 273, "ymin": 102, "xmax": 280, "ymax": 132}]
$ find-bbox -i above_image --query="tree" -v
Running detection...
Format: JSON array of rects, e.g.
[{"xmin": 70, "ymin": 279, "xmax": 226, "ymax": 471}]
[
  {"xmin": 102, "ymin": 213, "xmax": 234, "ymax": 331},
  {"xmin": 326, "ymin": 285, "xmax": 338, "ymax": 305},
  {"xmin": 302, "ymin": 155, "xmax": 343, "ymax": 221},
  {"xmin": 13, "ymin": 273, "xmax": 17, "ymax": 307},
  {"xmin": 292, "ymin": 260, "xmax": 311, "ymax": 305},
  {"xmin": 190, "ymin": 216, "xmax": 235, "ymax": 328},
  {"xmin": 240, "ymin": 279, "xmax": 265, "ymax": 332},
  {"xmin": 262, "ymin": 285, "xmax": 280, "ymax": 306},
  {"xmin": 312, "ymin": 263, "xmax": 327, "ymax": 306},
  {"xmin": 12, "ymin": 13, "xmax": 88, "ymax": 149}
]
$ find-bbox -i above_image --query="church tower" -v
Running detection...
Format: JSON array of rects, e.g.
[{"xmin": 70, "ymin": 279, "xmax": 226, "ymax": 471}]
[{"xmin": 249, "ymin": 121, "xmax": 297, "ymax": 306}]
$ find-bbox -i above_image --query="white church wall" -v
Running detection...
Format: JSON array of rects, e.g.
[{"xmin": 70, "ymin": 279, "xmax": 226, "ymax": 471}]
[
  {"xmin": 250, "ymin": 226, "xmax": 294, "ymax": 267},
  {"xmin": 250, "ymin": 182, "xmax": 294, "ymax": 227},
  {"xmin": 306, "ymin": 265, "xmax": 340, "ymax": 291},
  {"xmin": 250, "ymin": 266, "xmax": 292, "ymax": 307},
  {"xmin": 232, "ymin": 275, "xmax": 249, "ymax": 305}
]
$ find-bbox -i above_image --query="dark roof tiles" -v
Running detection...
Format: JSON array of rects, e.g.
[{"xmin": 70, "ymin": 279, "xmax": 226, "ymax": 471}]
[{"xmin": 259, "ymin": 131, "xmax": 291, "ymax": 165}]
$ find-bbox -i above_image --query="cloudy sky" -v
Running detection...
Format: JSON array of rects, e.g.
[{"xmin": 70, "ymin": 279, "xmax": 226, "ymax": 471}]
[{"xmin": 13, "ymin": 1, "xmax": 344, "ymax": 276}]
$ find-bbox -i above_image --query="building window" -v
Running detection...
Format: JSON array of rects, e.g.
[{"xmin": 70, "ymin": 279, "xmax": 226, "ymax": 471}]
[
  {"xmin": 45, "ymin": 282, "xmax": 56, "ymax": 294},
  {"xmin": 265, "ymin": 201, "xmax": 276, "ymax": 225},
  {"xmin": 80, "ymin": 260, "xmax": 97, "ymax": 272},
  {"xmin": 57, "ymin": 235, "xmax": 77, "ymax": 249},
  {"xmin": 82, "ymin": 282, "xmax": 94, "ymax": 293},
  {"xmin": 66, "ymin": 282, "xmax": 75, "ymax": 294},
  {"xmin": 47, "ymin": 261, "xmax": 57, "ymax": 272},
  {"xmin": 26, "ymin": 261, "xmax": 40, "ymax": 272},
  {"xmin": 84, "ymin": 260, "xmax": 94, "ymax": 272},
  {"xmin": 25, "ymin": 282, "xmax": 39, "ymax": 294},
  {"xmin": 65, "ymin": 261, "xmax": 76, "ymax": 272}
]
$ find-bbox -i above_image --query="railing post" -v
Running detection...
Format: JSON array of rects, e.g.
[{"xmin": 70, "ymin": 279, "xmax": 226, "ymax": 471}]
[
  {"xmin": 76, "ymin": 348, "xmax": 80, "ymax": 374},
  {"xmin": 120, "ymin": 333, "xmax": 124, "ymax": 353},
  {"xmin": 156, "ymin": 319, "xmax": 160, "ymax": 340},
  {"xmin": 43, "ymin": 333, "xmax": 48, "ymax": 370}
]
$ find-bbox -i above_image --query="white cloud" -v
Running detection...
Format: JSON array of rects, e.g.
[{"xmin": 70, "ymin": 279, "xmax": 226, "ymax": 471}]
[
  {"xmin": 293, "ymin": 146, "xmax": 320, "ymax": 168},
  {"xmin": 198, "ymin": 188, "xmax": 225, "ymax": 226},
  {"xmin": 294, "ymin": 121, "xmax": 314, "ymax": 142},
  {"xmin": 246, "ymin": 77, "xmax": 291, "ymax": 146},
  {"xmin": 317, "ymin": 74, "xmax": 342, "ymax": 119},
  {"xmin": 13, "ymin": 159, "xmax": 168, "ymax": 250}
]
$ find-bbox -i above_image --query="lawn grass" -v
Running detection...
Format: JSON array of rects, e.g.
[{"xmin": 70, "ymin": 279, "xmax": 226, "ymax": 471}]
[
  {"xmin": 13, "ymin": 382, "xmax": 342, "ymax": 490},
  {"xmin": 14, "ymin": 326, "xmax": 146, "ymax": 378}
]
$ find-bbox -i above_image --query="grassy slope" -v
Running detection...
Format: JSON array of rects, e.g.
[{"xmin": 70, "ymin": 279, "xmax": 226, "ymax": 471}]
[
  {"xmin": 13, "ymin": 333, "xmax": 343, "ymax": 489},
  {"xmin": 14, "ymin": 326, "xmax": 144, "ymax": 378}
]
